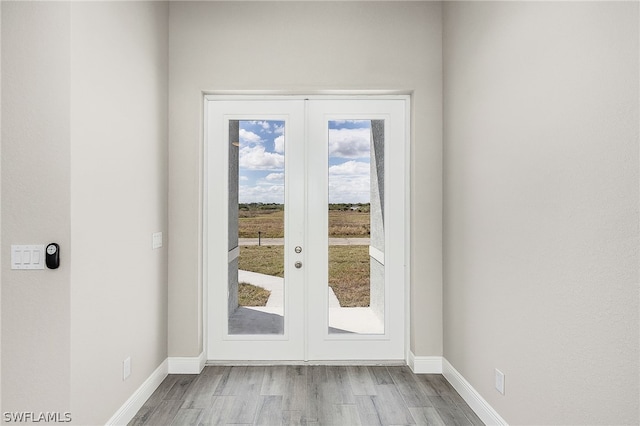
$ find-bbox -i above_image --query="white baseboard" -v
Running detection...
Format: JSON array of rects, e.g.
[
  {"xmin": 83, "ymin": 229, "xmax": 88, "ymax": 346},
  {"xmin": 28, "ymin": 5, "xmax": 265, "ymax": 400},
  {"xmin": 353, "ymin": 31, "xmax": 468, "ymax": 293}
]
[
  {"xmin": 407, "ymin": 352, "xmax": 443, "ymax": 373},
  {"xmin": 443, "ymin": 358, "xmax": 508, "ymax": 426},
  {"xmin": 106, "ymin": 358, "xmax": 168, "ymax": 426},
  {"xmin": 168, "ymin": 352, "xmax": 206, "ymax": 374},
  {"xmin": 105, "ymin": 354, "xmax": 506, "ymax": 426}
]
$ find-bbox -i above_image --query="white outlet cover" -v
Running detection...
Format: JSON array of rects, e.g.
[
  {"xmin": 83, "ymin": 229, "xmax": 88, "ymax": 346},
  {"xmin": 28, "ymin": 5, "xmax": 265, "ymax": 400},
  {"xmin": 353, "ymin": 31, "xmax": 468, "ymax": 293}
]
[
  {"xmin": 495, "ymin": 369, "xmax": 505, "ymax": 395},
  {"xmin": 123, "ymin": 357, "xmax": 131, "ymax": 380},
  {"xmin": 152, "ymin": 232, "xmax": 163, "ymax": 249}
]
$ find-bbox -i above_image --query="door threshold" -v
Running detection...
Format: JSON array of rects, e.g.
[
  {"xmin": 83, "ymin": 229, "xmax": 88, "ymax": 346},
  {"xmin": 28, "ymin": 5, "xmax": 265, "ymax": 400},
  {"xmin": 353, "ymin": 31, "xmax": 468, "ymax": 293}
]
[{"xmin": 205, "ymin": 360, "xmax": 406, "ymax": 367}]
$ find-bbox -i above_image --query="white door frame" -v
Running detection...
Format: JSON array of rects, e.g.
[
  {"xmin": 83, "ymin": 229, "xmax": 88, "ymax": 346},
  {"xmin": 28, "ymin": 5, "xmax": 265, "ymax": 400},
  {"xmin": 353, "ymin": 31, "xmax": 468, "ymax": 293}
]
[{"xmin": 203, "ymin": 93, "xmax": 411, "ymax": 363}]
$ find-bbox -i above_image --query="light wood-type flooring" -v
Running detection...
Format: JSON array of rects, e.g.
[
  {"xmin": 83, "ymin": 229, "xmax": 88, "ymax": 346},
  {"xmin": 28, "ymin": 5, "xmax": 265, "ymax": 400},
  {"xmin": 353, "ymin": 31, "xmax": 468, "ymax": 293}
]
[{"xmin": 129, "ymin": 365, "xmax": 484, "ymax": 425}]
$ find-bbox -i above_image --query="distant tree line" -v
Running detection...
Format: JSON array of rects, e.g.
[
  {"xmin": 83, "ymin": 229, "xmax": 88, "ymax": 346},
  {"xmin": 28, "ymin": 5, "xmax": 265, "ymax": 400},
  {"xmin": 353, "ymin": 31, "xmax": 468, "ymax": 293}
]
[
  {"xmin": 239, "ymin": 203, "xmax": 283, "ymax": 211},
  {"xmin": 329, "ymin": 203, "xmax": 370, "ymax": 212},
  {"xmin": 238, "ymin": 203, "xmax": 370, "ymax": 212}
]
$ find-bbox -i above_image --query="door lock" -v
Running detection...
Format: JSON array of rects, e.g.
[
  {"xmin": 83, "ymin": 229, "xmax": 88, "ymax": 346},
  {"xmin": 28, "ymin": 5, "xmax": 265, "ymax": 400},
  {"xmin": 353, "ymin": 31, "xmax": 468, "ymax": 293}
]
[{"xmin": 295, "ymin": 246, "xmax": 302, "ymax": 253}]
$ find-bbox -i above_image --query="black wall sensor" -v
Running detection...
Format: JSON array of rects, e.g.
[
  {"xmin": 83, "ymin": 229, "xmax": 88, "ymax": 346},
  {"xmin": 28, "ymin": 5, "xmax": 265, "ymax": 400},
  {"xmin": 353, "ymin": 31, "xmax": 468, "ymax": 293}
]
[{"xmin": 46, "ymin": 243, "xmax": 60, "ymax": 269}]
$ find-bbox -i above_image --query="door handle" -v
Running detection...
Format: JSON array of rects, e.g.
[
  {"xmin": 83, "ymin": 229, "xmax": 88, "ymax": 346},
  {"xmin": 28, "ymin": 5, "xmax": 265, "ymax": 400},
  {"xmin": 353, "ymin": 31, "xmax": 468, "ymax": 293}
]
[{"xmin": 294, "ymin": 261, "xmax": 303, "ymax": 269}]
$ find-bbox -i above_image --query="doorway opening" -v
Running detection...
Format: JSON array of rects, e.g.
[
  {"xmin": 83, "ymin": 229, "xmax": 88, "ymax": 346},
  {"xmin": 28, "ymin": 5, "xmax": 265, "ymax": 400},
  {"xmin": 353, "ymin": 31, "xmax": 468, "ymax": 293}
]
[{"xmin": 206, "ymin": 96, "xmax": 409, "ymax": 361}]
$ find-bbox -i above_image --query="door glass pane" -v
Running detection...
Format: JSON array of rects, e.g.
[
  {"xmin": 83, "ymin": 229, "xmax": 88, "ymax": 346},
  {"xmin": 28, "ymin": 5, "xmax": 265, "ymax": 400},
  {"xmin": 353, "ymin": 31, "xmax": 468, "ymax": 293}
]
[
  {"xmin": 228, "ymin": 120, "xmax": 286, "ymax": 335},
  {"xmin": 327, "ymin": 119, "xmax": 385, "ymax": 334}
]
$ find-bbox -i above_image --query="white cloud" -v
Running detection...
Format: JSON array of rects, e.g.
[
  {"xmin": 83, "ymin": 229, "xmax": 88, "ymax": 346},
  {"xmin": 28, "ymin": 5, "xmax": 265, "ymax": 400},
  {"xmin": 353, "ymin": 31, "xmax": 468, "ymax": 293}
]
[
  {"xmin": 274, "ymin": 135, "xmax": 285, "ymax": 153},
  {"xmin": 239, "ymin": 129, "xmax": 263, "ymax": 144},
  {"xmin": 329, "ymin": 128, "xmax": 370, "ymax": 159},
  {"xmin": 274, "ymin": 124, "xmax": 284, "ymax": 135},
  {"xmin": 248, "ymin": 120, "xmax": 271, "ymax": 130},
  {"xmin": 238, "ymin": 161, "xmax": 371, "ymax": 203},
  {"xmin": 331, "ymin": 120, "xmax": 370, "ymax": 126},
  {"xmin": 247, "ymin": 121, "xmax": 271, "ymax": 131},
  {"xmin": 239, "ymin": 175, "xmax": 249, "ymax": 181},
  {"xmin": 329, "ymin": 161, "xmax": 370, "ymax": 203},
  {"xmin": 329, "ymin": 160, "xmax": 369, "ymax": 176},
  {"xmin": 329, "ymin": 176, "xmax": 370, "ymax": 203},
  {"xmin": 239, "ymin": 145, "xmax": 284, "ymax": 170},
  {"xmin": 239, "ymin": 183, "xmax": 284, "ymax": 204},
  {"xmin": 265, "ymin": 172, "xmax": 284, "ymax": 182}
]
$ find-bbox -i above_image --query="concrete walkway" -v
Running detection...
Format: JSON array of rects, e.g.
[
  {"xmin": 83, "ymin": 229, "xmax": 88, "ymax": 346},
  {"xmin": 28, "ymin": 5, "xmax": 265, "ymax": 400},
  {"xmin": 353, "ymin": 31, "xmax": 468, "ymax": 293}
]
[
  {"xmin": 239, "ymin": 238, "xmax": 370, "ymax": 246},
  {"xmin": 238, "ymin": 270, "xmax": 339, "ymax": 308},
  {"xmin": 231, "ymin": 269, "xmax": 383, "ymax": 335}
]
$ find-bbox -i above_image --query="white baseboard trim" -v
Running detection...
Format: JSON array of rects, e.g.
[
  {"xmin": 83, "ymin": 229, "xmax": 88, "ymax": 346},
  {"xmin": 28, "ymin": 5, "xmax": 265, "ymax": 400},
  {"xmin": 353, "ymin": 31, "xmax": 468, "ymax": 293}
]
[
  {"xmin": 407, "ymin": 352, "xmax": 443, "ymax": 373},
  {"xmin": 443, "ymin": 358, "xmax": 508, "ymax": 426},
  {"xmin": 168, "ymin": 352, "xmax": 206, "ymax": 374},
  {"xmin": 106, "ymin": 358, "xmax": 168, "ymax": 426}
]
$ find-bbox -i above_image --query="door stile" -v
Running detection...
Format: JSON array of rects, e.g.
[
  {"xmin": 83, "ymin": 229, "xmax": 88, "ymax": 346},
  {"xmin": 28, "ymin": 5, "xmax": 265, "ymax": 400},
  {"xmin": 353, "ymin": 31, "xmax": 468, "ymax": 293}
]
[
  {"xmin": 207, "ymin": 100, "xmax": 306, "ymax": 360},
  {"xmin": 305, "ymin": 99, "xmax": 407, "ymax": 361}
]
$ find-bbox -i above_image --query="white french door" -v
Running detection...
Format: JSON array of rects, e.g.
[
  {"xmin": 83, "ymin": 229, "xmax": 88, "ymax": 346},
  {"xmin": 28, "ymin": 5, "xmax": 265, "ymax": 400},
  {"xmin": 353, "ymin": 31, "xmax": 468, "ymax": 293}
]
[{"xmin": 205, "ymin": 96, "xmax": 408, "ymax": 361}]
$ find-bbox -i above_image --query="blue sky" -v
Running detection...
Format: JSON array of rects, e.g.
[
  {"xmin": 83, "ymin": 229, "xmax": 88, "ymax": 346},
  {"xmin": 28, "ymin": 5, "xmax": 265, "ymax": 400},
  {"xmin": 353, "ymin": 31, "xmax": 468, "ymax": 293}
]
[{"xmin": 238, "ymin": 120, "xmax": 371, "ymax": 204}]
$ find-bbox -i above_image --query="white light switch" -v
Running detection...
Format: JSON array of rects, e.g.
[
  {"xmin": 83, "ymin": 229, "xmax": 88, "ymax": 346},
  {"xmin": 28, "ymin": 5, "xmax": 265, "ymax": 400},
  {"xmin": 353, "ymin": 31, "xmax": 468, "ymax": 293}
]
[
  {"xmin": 11, "ymin": 245, "xmax": 45, "ymax": 270},
  {"xmin": 152, "ymin": 232, "xmax": 163, "ymax": 249}
]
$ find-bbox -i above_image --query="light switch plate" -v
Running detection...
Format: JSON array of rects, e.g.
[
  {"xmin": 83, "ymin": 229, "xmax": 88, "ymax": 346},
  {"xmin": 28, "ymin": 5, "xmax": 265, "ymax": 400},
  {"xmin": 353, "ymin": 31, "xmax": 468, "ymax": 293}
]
[
  {"xmin": 11, "ymin": 245, "xmax": 45, "ymax": 270},
  {"xmin": 152, "ymin": 232, "xmax": 163, "ymax": 249}
]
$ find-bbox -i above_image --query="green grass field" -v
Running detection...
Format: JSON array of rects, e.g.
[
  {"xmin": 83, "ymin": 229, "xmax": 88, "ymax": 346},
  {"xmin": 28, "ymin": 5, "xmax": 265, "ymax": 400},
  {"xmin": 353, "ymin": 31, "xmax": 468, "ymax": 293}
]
[
  {"xmin": 238, "ymin": 283, "xmax": 271, "ymax": 306},
  {"xmin": 239, "ymin": 207, "xmax": 370, "ymax": 238},
  {"xmin": 239, "ymin": 209, "xmax": 284, "ymax": 238},
  {"xmin": 328, "ymin": 210, "xmax": 370, "ymax": 237},
  {"xmin": 238, "ymin": 245, "xmax": 284, "ymax": 277},
  {"xmin": 238, "ymin": 245, "xmax": 370, "ymax": 307},
  {"xmin": 237, "ymin": 204, "xmax": 371, "ymax": 307},
  {"xmin": 328, "ymin": 245, "xmax": 370, "ymax": 307}
]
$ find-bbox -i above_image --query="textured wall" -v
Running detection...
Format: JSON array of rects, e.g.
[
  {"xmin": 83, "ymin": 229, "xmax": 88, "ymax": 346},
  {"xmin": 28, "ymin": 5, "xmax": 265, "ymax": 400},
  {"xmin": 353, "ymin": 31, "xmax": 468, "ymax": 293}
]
[
  {"xmin": 168, "ymin": 1, "xmax": 443, "ymax": 357},
  {"xmin": 443, "ymin": 2, "xmax": 639, "ymax": 424},
  {"xmin": 228, "ymin": 259, "xmax": 239, "ymax": 318},
  {"xmin": 228, "ymin": 121, "xmax": 239, "ymax": 314},
  {"xmin": 228, "ymin": 121, "xmax": 240, "ymax": 252},
  {"xmin": 370, "ymin": 259, "xmax": 385, "ymax": 322},
  {"xmin": 370, "ymin": 120, "xmax": 385, "ymax": 250},
  {"xmin": 370, "ymin": 120, "xmax": 385, "ymax": 320}
]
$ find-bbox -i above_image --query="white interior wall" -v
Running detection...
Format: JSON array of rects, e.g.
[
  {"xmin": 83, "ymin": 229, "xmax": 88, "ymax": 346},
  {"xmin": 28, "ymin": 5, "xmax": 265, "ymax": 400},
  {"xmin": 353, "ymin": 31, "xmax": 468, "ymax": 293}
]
[
  {"xmin": 1, "ymin": 1, "xmax": 72, "ymax": 415},
  {"xmin": 1, "ymin": 2, "xmax": 169, "ymax": 424},
  {"xmin": 69, "ymin": 3, "xmax": 169, "ymax": 424},
  {"xmin": 2, "ymin": 1, "xmax": 638, "ymax": 424},
  {"xmin": 443, "ymin": 2, "xmax": 639, "ymax": 424},
  {"xmin": 0, "ymin": 2, "xmax": 3, "ymax": 413},
  {"xmin": 167, "ymin": 1, "xmax": 444, "ymax": 358}
]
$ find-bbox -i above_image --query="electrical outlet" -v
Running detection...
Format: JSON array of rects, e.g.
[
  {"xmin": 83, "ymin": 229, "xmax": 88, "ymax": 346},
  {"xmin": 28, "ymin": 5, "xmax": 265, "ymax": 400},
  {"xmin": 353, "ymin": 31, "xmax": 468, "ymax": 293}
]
[
  {"xmin": 495, "ymin": 369, "xmax": 505, "ymax": 395},
  {"xmin": 152, "ymin": 232, "xmax": 163, "ymax": 249},
  {"xmin": 123, "ymin": 357, "xmax": 131, "ymax": 381}
]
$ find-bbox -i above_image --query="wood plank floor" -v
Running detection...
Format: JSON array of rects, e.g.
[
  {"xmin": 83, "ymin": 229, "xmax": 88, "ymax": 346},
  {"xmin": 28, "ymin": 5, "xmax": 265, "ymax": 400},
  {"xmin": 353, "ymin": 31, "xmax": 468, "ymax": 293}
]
[{"xmin": 129, "ymin": 365, "xmax": 484, "ymax": 426}]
